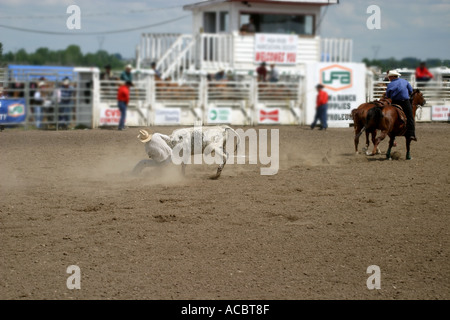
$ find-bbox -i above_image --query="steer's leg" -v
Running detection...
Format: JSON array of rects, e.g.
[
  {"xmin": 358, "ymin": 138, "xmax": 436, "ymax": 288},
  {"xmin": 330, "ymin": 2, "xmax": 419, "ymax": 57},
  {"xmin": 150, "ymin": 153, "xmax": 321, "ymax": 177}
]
[
  {"xmin": 181, "ymin": 162, "xmax": 186, "ymax": 176},
  {"xmin": 210, "ymin": 147, "xmax": 228, "ymax": 180}
]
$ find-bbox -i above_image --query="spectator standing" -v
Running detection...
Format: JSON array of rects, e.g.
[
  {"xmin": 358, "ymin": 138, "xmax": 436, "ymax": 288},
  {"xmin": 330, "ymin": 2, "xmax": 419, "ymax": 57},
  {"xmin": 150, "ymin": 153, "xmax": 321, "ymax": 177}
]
[
  {"xmin": 101, "ymin": 64, "xmax": 114, "ymax": 81},
  {"xmin": 269, "ymin": 64, "xmax": 279, "ymax": 82},
  {"xmin": 310, "ymin": 84, "xmax": 329, "ymax": 130},
  {"xmin": 256, "ymin": 62, "xmax": 267, "ymax": 82},
  {"xmin": 120, "ymin": 64, "xmax": 133, "ymax": 82},
  {"xmin": 58, "ymin": 77, "xmax": 74, "ymax": 130},
  {"xmin": 117, "ymin": 80, "xmax": 133, "ymax": 131},
  {"xmin": 0, "ymin": 87, "xmax": 6, "ymax": 99},
  {"xmin": 33, "ymin": 81, "xmax": 49, "ymax": 129},
  {"xmin": 151, "ymin": 62, "xmax": 162, "ymax": 80}
]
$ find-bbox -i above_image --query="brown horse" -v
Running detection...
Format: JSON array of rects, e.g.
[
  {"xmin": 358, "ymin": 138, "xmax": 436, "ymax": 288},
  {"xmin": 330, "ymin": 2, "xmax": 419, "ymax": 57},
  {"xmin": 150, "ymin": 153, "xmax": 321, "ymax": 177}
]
[
  {"xmin": 351, "ymin": 96, "xmax": 392, "ymax": 154},
  {"xmin": 365, "ymin": 89, "xmax": 426, "ymax": 160}
]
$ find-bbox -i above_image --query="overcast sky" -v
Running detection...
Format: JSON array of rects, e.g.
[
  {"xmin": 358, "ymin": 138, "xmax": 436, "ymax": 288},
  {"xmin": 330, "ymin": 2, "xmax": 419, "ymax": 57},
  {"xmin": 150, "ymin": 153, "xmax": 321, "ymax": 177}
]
[{"xmin": 0, "ymin": 0, "xmax": 449, "ymax": 63}]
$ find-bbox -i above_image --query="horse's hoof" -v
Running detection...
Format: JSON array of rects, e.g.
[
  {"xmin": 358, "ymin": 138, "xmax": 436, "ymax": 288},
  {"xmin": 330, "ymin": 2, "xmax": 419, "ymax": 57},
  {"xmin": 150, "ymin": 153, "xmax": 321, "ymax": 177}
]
[
  {"xmin": 388, "ymin": 157, "xmax": 392, "ymax": 161},
  {"xmin": 365, "ymin": 151, "xmax": 373, "ymax": 156},
  {"xmin": 376, "ymin": 148, "xmax": 381, "ymax": 155}
]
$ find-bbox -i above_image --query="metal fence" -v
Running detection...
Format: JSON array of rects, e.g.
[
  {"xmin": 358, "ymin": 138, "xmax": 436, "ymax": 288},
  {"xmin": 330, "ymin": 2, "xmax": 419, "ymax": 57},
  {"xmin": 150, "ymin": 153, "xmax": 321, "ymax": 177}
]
[
  {"xmin": 1, "ymin": 78, "xmax": 94, "ymax": 129},
  {"xmin": 370, "ymin": 80, "xmax": 450, "ymax": 105},
  {"xmin": 97, "ymin": 72, "xmax": 305, "ymax": 126}
]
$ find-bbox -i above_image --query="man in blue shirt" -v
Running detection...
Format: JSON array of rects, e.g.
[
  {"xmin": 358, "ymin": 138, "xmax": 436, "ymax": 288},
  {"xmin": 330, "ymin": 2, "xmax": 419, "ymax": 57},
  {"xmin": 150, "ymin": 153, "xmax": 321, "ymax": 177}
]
[{"xmin": 385, "ymin": 70, "xmax": 417, "ymax": 141}]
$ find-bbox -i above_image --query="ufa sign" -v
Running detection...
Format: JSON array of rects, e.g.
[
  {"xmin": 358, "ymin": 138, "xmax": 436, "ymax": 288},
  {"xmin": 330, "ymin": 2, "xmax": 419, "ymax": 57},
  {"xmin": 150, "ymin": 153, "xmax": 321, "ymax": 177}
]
[
  {"xmin": 306, "ymin": 63, "xmax": 366, "ymax": 127},
  {"xmin": 320, "ymin": 64, "xmax": 353, "ymax": 91}
]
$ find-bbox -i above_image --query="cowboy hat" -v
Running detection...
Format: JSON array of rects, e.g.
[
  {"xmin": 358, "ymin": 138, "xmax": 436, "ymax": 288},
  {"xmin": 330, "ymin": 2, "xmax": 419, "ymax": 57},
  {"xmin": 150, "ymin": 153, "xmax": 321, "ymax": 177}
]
[
  {"xmin": 137, "ymin": 129, "xmax": 152, "ymax": 143},
  {"xmin": 388, "ymin": 70, "xmax": 401, "ymax": 77}
]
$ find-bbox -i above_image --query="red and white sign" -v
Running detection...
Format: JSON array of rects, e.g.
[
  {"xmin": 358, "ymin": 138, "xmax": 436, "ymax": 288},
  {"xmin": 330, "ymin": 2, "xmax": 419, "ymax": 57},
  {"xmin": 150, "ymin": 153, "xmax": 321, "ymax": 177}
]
[
  {"xmin": 99, "ymin": 105, "xmax": 120, "ymax": 125},
  {"xmin": 259, "ymin": 108, "xmax": 280, "ymax": 123},
  {"xmin": 254, "ymin": 34, "xmax": 297, "ymax": 64},
  {"xmin": 431, "ymin": 105, "xmax": 450, "ymax": 121}
]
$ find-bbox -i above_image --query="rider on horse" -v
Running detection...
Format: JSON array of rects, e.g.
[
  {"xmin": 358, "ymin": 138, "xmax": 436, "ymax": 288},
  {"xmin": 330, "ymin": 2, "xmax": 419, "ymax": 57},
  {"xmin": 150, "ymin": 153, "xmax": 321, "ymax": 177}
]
[{"xmin": 385, "ymin": 69, "xmax": 417, "ymax": 141}]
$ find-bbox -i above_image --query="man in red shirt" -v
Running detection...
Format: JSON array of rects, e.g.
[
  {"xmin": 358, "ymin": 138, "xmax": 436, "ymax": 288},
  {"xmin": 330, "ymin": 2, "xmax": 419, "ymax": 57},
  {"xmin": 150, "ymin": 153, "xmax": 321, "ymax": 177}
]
[
  {"xmin": 415, "ymin": 62, "xmax": 434, "ymax": 83},
  {"xmin": 311, "ymin": 83, "xmax": 329, "ymax": 130},
  {"xmin": 117, "ymin": 81, "xmax": 133, "ymax": 130},
  {"xmin": 256, "ymin": 62, "xmax": 267, "ymax": 82}
]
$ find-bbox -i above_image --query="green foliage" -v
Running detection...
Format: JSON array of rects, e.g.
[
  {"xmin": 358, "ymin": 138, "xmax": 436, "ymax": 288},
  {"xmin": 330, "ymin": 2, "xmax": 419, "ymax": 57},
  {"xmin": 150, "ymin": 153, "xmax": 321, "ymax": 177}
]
[
  {"xmin": 362, "ymin": 57, "xmax": 450, "ymax": 70},
  {"xmin": 1, "ymin": 44, "xmax": 125, "ymax": 70}
]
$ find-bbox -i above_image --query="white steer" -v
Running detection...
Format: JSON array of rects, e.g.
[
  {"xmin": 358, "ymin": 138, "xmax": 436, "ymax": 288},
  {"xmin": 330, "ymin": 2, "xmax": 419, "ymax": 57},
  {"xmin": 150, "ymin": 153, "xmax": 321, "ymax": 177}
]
[{"xmin": 169, "ymin": 125, "xmax": 240, "ymax": 179}]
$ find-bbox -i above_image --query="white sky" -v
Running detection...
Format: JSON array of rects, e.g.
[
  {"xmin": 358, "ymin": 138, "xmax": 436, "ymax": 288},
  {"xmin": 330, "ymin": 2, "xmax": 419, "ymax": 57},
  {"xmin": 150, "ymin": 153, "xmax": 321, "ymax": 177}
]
[{"xmin": 0, "ymin": 0, "xmax": 449, "ymax": 63}]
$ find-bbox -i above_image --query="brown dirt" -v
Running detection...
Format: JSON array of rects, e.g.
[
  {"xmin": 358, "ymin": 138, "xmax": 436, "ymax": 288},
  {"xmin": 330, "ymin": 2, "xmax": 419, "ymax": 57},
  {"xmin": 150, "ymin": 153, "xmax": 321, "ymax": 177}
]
[{"xmin": 0, "ymin": 123, "xmax": 449, "ymax": 300}]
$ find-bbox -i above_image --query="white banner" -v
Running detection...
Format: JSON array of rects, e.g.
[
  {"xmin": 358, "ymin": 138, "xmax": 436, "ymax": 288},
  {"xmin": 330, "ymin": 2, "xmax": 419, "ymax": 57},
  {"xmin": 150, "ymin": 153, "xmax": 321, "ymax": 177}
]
[
  {"xmin": 254, "ymin": 34, "xmax": 298, "ymax": 65},
  {"xmin": 99, "ymin": 105, "xmax": 120, "ymax": 126},
  {"xmin": 154, "ymin": 108, "xmax": 181, "ymax": 125},
  {"xmin": 431, "ymin": 105, "xmax": 450, "ymax": 121},
  {"xmin": 305, "ymin": 63, "xmax": 367, "ymax": 127}
]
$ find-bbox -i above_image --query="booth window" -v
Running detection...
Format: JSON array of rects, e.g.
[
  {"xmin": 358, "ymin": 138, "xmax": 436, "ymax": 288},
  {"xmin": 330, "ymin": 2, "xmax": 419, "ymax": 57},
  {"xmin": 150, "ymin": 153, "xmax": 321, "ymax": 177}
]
[
  {"xmin": 240, "ymin": 13, "xmax": 314, "ymax": 35},
  {"xmin": 220, "ymin": 11, "xmax": 229, "ymax": 32}
]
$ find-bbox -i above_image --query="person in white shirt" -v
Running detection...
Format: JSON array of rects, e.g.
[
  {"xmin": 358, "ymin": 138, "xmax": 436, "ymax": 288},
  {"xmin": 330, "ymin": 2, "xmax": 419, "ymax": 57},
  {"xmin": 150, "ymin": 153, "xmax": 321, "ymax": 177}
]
[
  {"xmin": 269, "ymin": 64, "xmax": 279, "ymax": 82},
  {"xmin": 131, "ymin": 129, "xmax": 173, "ymax": 175}
]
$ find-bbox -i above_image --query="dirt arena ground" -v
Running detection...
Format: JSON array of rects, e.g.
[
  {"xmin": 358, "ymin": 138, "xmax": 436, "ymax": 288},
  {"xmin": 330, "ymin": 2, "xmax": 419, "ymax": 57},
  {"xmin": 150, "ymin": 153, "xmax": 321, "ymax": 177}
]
[{"xmin": 0, "ymin": 122, "xmax": 449, "ymax": 300}]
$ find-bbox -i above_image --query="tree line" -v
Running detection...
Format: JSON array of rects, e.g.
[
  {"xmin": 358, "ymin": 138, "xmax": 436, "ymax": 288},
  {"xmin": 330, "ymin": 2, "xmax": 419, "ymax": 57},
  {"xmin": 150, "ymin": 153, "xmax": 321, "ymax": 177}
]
[
  {"xmin": 362, "ymin": 57, "xmax": 450, "ymax": 71},
  {"xmin": 1, "ymin": 42, "xmax": 448, "ymax": 72},
  {"xmin": 0, "ymin": 44, "xmax": 126, "ymax": 70}
]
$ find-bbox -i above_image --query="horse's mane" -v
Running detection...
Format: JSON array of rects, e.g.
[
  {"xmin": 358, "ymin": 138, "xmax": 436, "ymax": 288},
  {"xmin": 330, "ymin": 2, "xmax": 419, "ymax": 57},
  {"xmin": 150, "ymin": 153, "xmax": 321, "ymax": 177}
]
[{"xmin": 410, "ymin": 88, "xmax": 421, "ymax": 101}]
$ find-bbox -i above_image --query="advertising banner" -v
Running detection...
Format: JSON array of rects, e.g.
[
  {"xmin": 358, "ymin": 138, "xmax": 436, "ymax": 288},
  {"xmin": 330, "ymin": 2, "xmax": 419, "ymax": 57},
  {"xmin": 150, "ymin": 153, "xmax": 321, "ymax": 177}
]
[
  {"xmin": 99, "ymin": 105, "xmax": 121, "ymax": 126},
  {"xmin": 154, "ymin": 108, "xmax": 181, "ymax": 125},
  {"xmin": 0, "ymin": 99, "xmax": 27, "ymax": 124},
  {"xmin": 207, "ymin": 107, "xmax": 232, "ymax": 124},
  {"xmin": 258, "ymin": 108, "xmax": 280, "ymax": 124},
  {"xmin": 254, "ymin": 34, "xmax": 298, "ymax": 65},
  {"xmin": 431, "ymin": 105, "xmax": 450, "ymax": 121},
  {"xmin": 306, "ymin": 63, "xmax": 366, "ymax": 127}
]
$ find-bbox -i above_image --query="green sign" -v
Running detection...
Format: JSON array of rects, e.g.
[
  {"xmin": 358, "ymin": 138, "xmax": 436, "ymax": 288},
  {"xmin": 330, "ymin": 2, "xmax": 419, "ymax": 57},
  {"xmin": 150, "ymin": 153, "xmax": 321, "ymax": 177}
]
[{"xmin": 208, "ymin": 107, "xmax": 232, "ymax": 123}]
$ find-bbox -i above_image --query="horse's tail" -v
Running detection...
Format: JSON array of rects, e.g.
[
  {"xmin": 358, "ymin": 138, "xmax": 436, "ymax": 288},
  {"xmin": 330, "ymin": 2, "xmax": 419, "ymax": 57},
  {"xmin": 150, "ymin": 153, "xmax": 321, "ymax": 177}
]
[
  {"xmin": 350, "ymin": 108, "xmax": 357, "ymax": 120},
  {"xmin": 366, "ymin": 106, "xmax": 383, "ymax": 129},
  {"xmin": 355, "ymin": 126, "xmax": 365, "ymax": 140}
]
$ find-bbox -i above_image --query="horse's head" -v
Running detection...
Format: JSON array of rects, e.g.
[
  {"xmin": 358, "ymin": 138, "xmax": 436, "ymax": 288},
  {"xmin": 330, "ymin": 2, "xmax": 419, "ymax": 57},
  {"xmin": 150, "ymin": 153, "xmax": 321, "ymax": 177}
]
[{"xmin": 410, "ymin": 89, "xmax": 426, "ymax": 107}]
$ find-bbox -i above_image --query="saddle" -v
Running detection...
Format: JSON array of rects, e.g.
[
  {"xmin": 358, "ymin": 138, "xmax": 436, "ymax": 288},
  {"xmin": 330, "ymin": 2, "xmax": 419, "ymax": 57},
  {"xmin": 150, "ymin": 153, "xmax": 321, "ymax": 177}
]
[
  {"xmin": 371, "ymin": 98, "xmax": 392, "ymax": 108},
  {"xmin": 391, "ymin": 104, "xmax": 407, "ymax": 124}
]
